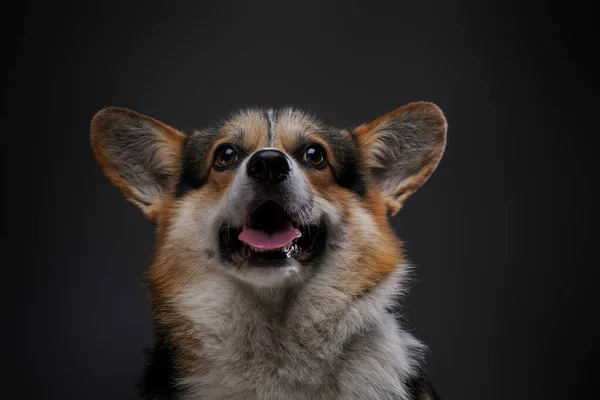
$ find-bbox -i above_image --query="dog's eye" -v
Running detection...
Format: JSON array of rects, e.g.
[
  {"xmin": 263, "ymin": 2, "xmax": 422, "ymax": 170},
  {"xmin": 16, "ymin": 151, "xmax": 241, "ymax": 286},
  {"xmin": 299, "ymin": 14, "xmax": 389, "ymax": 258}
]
[
  {"xmin": 214, "ymin": 145, "xmax": 238, "ymax": 170},
  {"xmin": 303, "ymin": 144, "xmax": 327, "ymax": 168}
]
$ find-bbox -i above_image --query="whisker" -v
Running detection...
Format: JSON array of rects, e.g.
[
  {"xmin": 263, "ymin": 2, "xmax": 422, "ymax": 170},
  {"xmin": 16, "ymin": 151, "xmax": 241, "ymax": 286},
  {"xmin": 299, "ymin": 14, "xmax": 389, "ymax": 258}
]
[
  {"xmin": 166, "ymin": 239, "xmax": 207, "ymax": 254},
  {"xmin": 176, "ymin": 253, "xmax": 214, "ymax": 295},
  {"xmin": 330, "ymin": 245, "xmax": 350, "ymax": 270}
]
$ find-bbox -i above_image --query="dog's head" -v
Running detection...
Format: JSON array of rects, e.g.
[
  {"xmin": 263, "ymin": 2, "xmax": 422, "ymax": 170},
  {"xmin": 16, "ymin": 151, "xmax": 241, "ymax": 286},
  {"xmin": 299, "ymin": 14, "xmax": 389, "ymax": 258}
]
[{"xmin": 91, "ymin": 103, "xmax": 446, "ymax": 291}]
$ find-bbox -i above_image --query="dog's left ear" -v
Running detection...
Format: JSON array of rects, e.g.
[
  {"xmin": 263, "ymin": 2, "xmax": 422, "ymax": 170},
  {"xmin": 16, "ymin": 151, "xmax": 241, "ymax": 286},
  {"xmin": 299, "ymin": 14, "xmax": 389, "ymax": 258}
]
[
  {"xmin": 352, "ymin": 102, "xmax": 447, "ymax": 216},
  {"xmin": 90, "ymin": 107, "xmax": 186, "ymax": 220}
]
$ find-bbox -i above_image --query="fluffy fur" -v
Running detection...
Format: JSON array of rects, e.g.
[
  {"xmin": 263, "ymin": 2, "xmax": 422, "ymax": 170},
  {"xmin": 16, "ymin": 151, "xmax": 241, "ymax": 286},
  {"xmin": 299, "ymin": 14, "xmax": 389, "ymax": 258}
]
[{"xmin": 91, "ymin": 102, "xmax": 447, "ymax": 399}]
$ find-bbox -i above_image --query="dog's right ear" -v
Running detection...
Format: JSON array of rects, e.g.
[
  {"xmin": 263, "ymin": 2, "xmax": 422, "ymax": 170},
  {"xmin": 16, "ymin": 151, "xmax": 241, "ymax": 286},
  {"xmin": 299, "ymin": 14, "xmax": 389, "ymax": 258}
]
[{"xmin": 90, "ymin": 107, "xmax": 186, "ymax": 220}]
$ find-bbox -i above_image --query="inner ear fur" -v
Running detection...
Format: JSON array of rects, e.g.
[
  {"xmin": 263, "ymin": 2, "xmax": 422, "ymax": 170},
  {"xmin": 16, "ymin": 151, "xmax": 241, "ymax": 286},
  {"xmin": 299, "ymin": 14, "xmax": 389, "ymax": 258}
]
[
  {"xmin": 90, "ymin": 107, "xmax": 186, "ymax": 220},
  {"xmin": 352, "ymin": 102, "xmax": 447, "ymax": 216}
]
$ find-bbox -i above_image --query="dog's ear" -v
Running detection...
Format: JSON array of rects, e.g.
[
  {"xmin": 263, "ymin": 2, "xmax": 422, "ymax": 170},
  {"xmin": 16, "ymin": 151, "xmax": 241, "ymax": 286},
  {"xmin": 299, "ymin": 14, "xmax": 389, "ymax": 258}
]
[
  {"xmin": 90, "ymin": 107, "xmax": 186, "ymax": 220},
  {"xmin": 352, "ymin": 102, "xmax": 447, "ymax": 216}
]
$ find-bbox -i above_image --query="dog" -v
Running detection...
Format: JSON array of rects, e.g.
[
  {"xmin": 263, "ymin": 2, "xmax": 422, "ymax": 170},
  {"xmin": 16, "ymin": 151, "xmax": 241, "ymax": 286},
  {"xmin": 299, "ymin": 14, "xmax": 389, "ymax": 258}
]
[{"xmin": 90, "ymin": 101, "xmax": 447, "ymax": 399}]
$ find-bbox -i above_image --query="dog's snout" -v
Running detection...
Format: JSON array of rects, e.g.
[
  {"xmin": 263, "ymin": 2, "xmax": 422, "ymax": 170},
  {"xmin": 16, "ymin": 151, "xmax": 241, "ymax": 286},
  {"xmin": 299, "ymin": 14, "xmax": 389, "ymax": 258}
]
[{"xmin": 247, "ymin": 149, "xmax": 292, "ymax": 185}]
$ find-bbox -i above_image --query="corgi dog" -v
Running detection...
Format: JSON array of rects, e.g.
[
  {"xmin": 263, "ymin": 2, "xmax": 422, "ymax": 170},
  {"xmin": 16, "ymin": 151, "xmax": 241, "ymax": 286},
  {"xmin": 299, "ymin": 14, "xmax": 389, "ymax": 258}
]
[{"xmin": 91, "ymin": 102, "xmax": 447, "ymax": 400}]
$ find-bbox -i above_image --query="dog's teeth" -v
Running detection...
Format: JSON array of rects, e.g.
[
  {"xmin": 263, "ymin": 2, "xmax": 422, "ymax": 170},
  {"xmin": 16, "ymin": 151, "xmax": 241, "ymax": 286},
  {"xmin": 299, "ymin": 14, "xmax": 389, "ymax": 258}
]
[{"xmin": 247, "ymin": 244, "xmax": 297, "ymax": 253}]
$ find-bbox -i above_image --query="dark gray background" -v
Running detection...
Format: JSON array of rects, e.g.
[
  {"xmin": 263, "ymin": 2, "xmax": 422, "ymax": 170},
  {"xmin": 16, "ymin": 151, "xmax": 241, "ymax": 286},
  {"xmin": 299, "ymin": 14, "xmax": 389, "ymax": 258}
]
[{"xmin": 3, "ymin": 0, "xmax": 598, "ymax": 399}]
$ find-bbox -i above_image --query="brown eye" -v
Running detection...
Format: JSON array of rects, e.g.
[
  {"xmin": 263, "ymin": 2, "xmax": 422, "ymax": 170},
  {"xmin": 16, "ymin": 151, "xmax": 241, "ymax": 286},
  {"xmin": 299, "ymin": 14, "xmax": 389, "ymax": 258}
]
[
  {"xmin": 303, "ymin": 144, "xmax": 326, "ymax": 168},
  {"xmin": 214, "ymin": 145, "xmax": 238, "ymax": 170}
]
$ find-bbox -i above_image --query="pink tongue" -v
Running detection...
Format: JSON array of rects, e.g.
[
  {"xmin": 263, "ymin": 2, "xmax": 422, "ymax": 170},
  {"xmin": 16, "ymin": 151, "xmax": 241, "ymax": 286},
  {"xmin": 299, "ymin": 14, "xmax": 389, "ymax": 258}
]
[{"xmin": 238, "ymin": 227, "xmax": 302, "ymax": 250}]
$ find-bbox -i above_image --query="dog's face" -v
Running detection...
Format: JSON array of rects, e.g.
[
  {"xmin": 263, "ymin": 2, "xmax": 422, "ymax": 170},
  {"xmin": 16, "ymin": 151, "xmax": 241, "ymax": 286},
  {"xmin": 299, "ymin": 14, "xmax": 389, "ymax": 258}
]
[{"xmin": 91, "ymin": 103, "xmax": 446, "ymax": 291}]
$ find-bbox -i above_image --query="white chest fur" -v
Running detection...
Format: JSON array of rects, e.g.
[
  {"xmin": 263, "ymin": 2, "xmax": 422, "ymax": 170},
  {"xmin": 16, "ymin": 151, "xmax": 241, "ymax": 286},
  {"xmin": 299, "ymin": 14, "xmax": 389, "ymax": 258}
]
[{"xmin": 175, "ymin": 267, "xmax": 425, "ymax": 400}]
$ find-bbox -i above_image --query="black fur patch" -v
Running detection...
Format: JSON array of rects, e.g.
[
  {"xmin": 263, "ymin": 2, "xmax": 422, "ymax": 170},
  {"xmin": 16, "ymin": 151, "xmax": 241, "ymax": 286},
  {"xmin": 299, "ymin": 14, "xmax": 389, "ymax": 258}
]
[
  {"xmin": 406, "ymin": 367, "xmax": 442, "ymax": 400},
  {"xmin": 175, "ymin": 129, "xmax": 219, "ymax": 198},
  {"xmin": 138, "ymin": 336, "xmax": 181, "ymax": 399},
  {"xmin": 174, "ymin": 115, "xmax": 366, "ymax": 198},
  {"xmin": 317, "ymin": 128, "xmax": 367, "ymax": 196}
]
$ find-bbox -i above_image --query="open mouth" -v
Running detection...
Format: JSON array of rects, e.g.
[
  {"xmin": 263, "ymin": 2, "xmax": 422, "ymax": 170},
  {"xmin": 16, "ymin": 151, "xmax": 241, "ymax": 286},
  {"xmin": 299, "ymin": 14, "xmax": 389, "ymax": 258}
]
[{"xmin": 219, "ymin": 200, "xmax": 326, "ymax": 266}]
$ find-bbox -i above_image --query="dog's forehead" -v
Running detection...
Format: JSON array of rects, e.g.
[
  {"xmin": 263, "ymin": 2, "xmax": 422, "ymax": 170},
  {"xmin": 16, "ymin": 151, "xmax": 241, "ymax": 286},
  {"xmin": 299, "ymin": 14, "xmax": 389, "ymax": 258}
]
[{"xmin": 220, "ymin": 108, "xmax": 325, "ymax": 150}]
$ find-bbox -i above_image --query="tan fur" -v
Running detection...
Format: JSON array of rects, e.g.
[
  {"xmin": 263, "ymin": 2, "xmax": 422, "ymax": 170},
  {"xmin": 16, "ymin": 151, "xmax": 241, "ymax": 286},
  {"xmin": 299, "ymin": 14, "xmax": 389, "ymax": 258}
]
[
  {"xmin": 224, "ymin": 109, "xmax": 270, "ymax": 149},
  {"xmin": 90, "ymin": 107, "xmax": 186, "ymax": 220},
  {"xmin": 352, "ymin": 102, "xmax": 447, "ymax": 216},
  {"xmin": 273, "ymin": 108, "xmax": 324, "ymax": 147}
]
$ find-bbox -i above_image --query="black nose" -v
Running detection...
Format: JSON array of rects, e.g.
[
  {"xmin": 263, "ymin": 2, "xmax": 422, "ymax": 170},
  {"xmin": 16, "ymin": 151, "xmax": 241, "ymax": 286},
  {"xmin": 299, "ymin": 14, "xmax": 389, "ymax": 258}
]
[{"xmin": 247, "ymin": 149, "xmax": 292, "ymax": 185}]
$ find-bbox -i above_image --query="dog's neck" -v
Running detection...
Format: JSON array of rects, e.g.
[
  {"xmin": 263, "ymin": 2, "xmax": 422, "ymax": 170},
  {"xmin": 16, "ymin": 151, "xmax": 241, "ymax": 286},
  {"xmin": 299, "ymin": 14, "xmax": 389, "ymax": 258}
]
[{"xmin": 147, "ymin": 263, "xmax": 428, "ymax": 399}]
